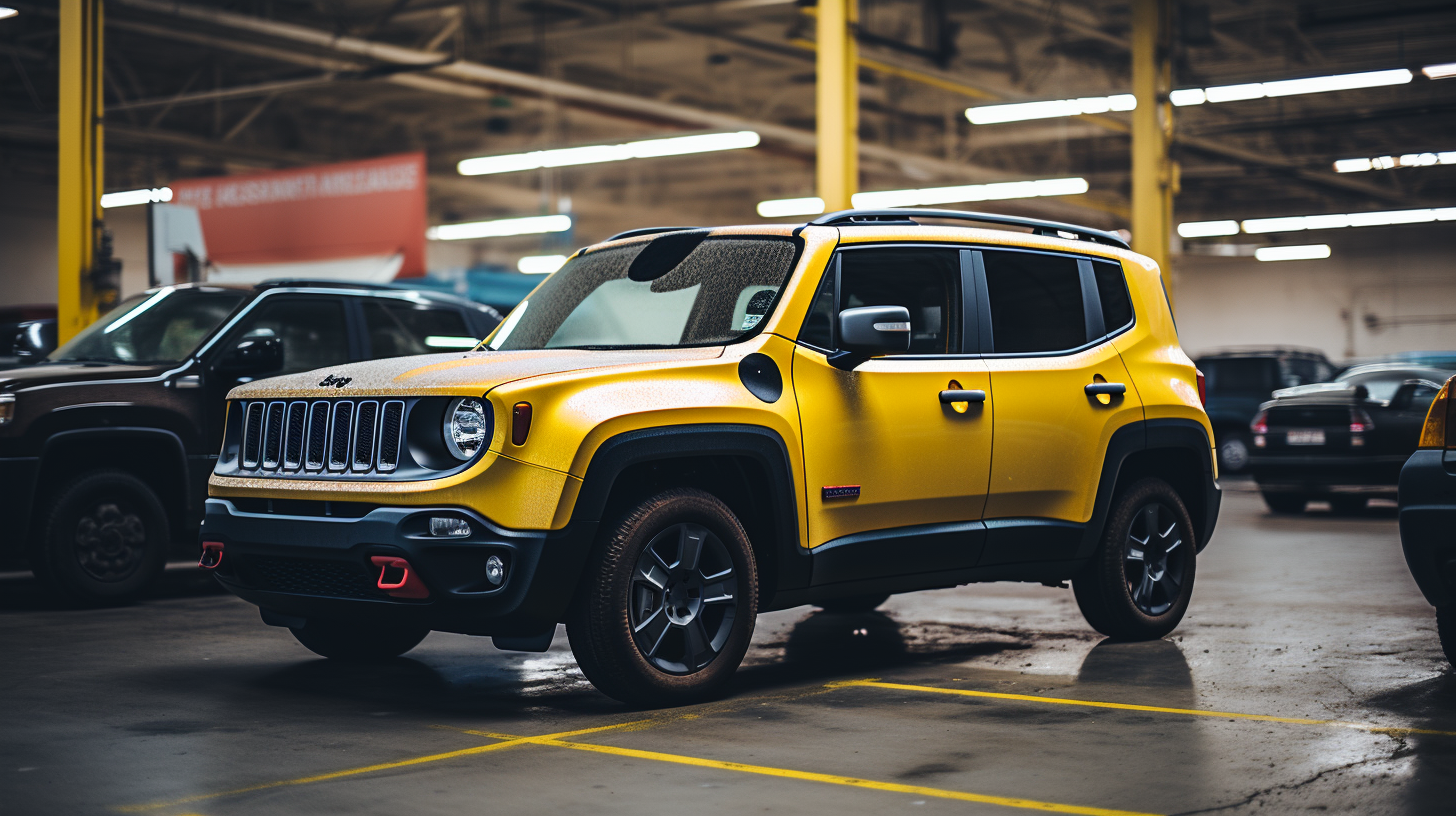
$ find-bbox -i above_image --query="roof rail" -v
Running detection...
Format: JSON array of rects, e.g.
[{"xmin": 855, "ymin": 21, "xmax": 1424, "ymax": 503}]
[
  {"xmin": 809, "ymin": 208, "xmax": 1130, "ymax": 250},
  {"xmin": 605, "ymin": 226, "xmax": 702, "ymax": 242},
  {"xmin": 255, "ymin": 279, "xmax": 398, "ymax": 291}
]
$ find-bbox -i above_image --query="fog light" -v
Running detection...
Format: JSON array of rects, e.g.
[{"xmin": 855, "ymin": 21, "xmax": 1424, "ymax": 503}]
[
  {"xmin": 485, "ymin": 554, "xmax": 505, "ymax": 586},
  {"xmin": 429, "ymin": 517, "xmax": 472, "ymax": 537}
]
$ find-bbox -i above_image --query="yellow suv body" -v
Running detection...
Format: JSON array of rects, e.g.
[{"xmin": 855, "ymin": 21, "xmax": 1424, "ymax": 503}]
[{"xmin": 204, "ymin": 210, "xmax": 1219, "ymax": 704}]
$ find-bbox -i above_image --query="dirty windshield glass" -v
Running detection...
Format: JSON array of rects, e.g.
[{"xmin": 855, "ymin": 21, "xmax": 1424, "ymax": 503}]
[
  {"xmin": 47, "ymin": 287, "xmax": 247, "ymax": 365},
  {"xmin": 489, "ymin": 235, "xmax": 801, "ymax": 350}
]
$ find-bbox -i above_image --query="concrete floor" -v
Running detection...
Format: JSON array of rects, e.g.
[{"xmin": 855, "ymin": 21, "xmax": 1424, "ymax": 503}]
[{"xmin": 3, "ymin": 482, "xmax": 1454, "ymax": 816}]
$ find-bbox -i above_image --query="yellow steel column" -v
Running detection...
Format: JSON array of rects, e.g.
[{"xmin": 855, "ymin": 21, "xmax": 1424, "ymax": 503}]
[
  {"xmin": 1130, "ymin": 0, "xmax": 1175, "ymax": 308},
  {"xmin": 58, "ymin": 0, "xmax": 104, "ymax": 343},
  {"xmin": 816, "ymin": 0, "xmax": 858, "ymax": 212}
]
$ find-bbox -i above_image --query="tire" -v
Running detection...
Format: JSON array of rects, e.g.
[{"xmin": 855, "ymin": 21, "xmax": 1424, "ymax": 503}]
[
  {"xmin": 1262, "ymin": 491, "xmax": 1308, "ymax": 514},
  {"xmin": 289, "ymin": 618, "xmax": 429, "ymax": 661},
  {"xmin": 816, "ymin": 593, "xmax": 891, "ymax": 613},
  {"xmin": 567, "ymin": 488, "xmax": 758, "ymax": 706},
  {"xmin": 1074, "ymin": 477, "xmax": 1197, "ymax": 641},
  {"xmin": 1328, "ymin": 496, "xmax": 1366, "ymax": 516},
  {"xmin": 29, "ymin": 469, "xmax": 169, "ymax": 605},
  {"xmin": 1438, "ymin": 606, "xmax": 1456, "ymax": 668},
  {"xmin": 1217, "ymin": 434, "xmax": 1251, "ymax": 473}
]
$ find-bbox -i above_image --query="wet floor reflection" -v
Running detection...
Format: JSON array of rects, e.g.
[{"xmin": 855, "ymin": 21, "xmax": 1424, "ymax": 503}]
[{"xmin": 1362, "ymin": 673, "xmax": 1456, "ymax": 815}]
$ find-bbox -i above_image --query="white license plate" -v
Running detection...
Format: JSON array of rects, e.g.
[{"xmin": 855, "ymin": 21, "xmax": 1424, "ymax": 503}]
[{"xmin": 1286, "ymin": 429, "xmax": 1326, "ymax": 446}]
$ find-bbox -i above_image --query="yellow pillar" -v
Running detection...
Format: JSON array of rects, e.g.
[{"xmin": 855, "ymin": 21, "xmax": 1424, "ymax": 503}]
[
  {"xmin": 1130, "ymin": 0, "xmax": 1175, "ymax": 308},
  {"xmin": 58, "ymin": 0, "xmax": 104, "ymax": 343},
  {"xmin": 816, "ymin": 0, "xmax": 857, "ymax": 212}
]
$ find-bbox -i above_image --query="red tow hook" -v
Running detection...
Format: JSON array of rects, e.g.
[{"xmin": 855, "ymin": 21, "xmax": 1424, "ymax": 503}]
[
  {"xmin": 199, "ymin": 541, "xmax": 224, "ymax": 570},
  {"xmin": 370, "ymin": 556, "xmax": 430, "ymax": 599}
]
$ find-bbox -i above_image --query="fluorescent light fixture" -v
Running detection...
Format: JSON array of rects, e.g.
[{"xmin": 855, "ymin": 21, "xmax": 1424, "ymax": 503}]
[
  {"xmin": 757, "ymin": 197, "xmax": 825, "ymax": 218},
  {"xmin": 1176, "ymin": 220, "xmax": 1239, "ymax": 238},
  {"xmin": 426, "ymin": 214, "xmax": 572, "ymax": 241},
  {"xmin": 424, "ymin": 336, "xmax": 481, "ymax": 349},
  {"xmin": 99, "ymin": 187, "xmax": 173, "ymax": 208},
  {"xmin": 966, "ymin": 95, "xmax": 1135, "ymax": 125},
  {"xmin": 1255, "ymin": 244, "xmax": 1331, "ymax": 262},
  {"xmin": 517, "ymin": 254, "xmax": 568, "ymax": 274},
  {"xmin": 1422, "ymin": 63, "xmax": 1456, "ymax": 80},
  {"xmin": 458, "ymin": 131, "xmax": 760, "ymax": 176},
  {"xmin": 1333, "ymin": 152, "xmax": 1456, "ymax": 172},
  {"xmin": 0, "ymin": 7, "xmax": 18, "ymax": 20}
]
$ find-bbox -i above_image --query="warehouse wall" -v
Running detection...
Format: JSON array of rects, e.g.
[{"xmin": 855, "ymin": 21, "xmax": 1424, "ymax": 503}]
[{"xmin": 0, "ymin": 180, "xmax": 58, "ymax": 307}]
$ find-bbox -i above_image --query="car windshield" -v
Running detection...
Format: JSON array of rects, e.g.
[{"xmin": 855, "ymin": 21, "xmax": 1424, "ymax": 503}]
[
  {"xmin": 47, "ymin": 287, "xmax": 247, "ymax": 365},
  {"xmin": 488, "ymin": 234, "xmax": 801, "ymax": 351}
]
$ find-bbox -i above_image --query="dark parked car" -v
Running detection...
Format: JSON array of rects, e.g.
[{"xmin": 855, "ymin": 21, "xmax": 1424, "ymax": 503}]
[
  {"xmin": 0, "ymin": 281, "xmax": 501, "ymax": 604},
  {"xmin": 1247, "ymin": 363, "xmax": 1451, "ymax": 513},
  {"xmin": 1193, "ymin": 348, "xmax": 1335, "ymax": 473},
  {"xmin": 1397, "ymin": 374, "xmax": 1456, "ymax": 666}
]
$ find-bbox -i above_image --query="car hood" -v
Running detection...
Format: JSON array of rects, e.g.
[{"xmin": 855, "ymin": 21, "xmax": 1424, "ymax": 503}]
[
  {"xmin": 0, "ymin": 361, "xmax": 172, "ymax": 392},
  {"xmin": 227, "ymin": 347, "xmax": 726, "ymax": 400}
]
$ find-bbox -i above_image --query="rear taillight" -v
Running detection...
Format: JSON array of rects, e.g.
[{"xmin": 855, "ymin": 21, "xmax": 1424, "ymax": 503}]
[
  {"xmin": 1250, "ymin": 410, "xmax": 1269, "ymax": 435},
  {"xmin": 1418, "ymin": 378, "xmax": 1453, "ymax": 449},
  {"xmin": 1349, "ymin": 407, "xmax": 1374, "ymax": 433},
  {"xmin": 1195, "ymin": 368, "xmax": 1207, "ymax": 406}
]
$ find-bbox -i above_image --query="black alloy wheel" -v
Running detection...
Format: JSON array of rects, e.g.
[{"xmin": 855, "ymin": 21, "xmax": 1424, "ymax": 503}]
[
  {"xmin": 629, "ymin": 522, "xmax": 739, "ymax": 674},
  {"xmin": 1074, "ymin": 477, "xmax": 1197, "ymax": 641},
  {"xmin": 1437, "ymin": 606, "xmax": 1456, "ymax": 668},
  {"xmin": 30, "ymin": 469, "xmax": 169, "ymax": 605}
]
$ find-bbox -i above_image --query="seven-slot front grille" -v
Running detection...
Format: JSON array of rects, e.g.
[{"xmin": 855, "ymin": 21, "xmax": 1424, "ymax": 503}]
[{"xmin": 238, "ymin": 399, "xmax": 405, "ymax": 476}]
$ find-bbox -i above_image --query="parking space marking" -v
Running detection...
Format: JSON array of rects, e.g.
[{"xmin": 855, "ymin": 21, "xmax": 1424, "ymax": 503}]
[
  {"xmin": 836, "ymin": 680, "xmax": 1456, "ymax": 738},
  {"xmin": 448, "ymin": 727, "xmax": 1162, "ymax": 816},
  {"xmin": 113, "ymin": 720, "xmax": 654, "ymax": 813}
]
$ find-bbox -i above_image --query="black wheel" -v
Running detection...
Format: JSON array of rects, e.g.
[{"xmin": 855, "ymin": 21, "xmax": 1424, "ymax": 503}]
[
  {"xmin": 816, "ymin": 593, "xmax": 891, "ymax": 613},
  {"xmin": 1262, "ymin": 491, "xmax": 1308, "ymax": 514},
  {"xmin": 567, "ymin": 488, "xmax": 758, "ymax": 706},
  {"xmin": 1217, "ymin": 433, "xmax": 1251, "ymax": 473},
  {"xmin": 1074, "ymin": 478, "xmax": 1197, "ymax": 640},
  {"xmin": 289, "ymin": 618, "xmax": 429, "ymax": 661},
  {"xmin": 1438, "ymin": 606, "xmax": 1456, "ymax": 668},
  {"xmin": 29, "ymin": 469, "xmax": 169, "ymax": 605},
  {"xmin": 1328, "ymin": 496, "xmax": 1367, "ymax": 516}
]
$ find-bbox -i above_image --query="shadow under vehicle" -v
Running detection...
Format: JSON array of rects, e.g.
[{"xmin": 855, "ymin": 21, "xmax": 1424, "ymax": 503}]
[
  {"xmin": 1192, "ymin": 347, "xmax": 1335, "ymax": 473},
  {"xmin": 1396, "ymin": 374, "xmax": 1456, "ymax": 666},
  {"xmin": 0, "ymin": 281, "xmax": 501, "ymax": 605},
  {"xmin": 1248, "ymin": 363, "xmax": 1451, "ymax": 514}
]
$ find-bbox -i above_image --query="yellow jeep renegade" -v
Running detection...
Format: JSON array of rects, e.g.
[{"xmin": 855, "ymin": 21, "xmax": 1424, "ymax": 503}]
[{"xmin": 202, "ymin": 208, "xmax": 1220, "ymax": 705}]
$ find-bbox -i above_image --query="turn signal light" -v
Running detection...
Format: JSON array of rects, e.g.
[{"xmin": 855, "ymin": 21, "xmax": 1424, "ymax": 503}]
[
  {"xmin": 1418, "ymin": 378, "xmax": 1453, "ymax": 449},
  {"xmin": 512, "ymin": 402, "xmax": 532, "ymax": 446}
]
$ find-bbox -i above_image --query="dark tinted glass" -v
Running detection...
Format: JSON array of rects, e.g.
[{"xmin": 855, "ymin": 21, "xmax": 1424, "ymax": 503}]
[
  {"xmin": 1201, "ymin": 358, "xmax": 1278, "ymax": 394},
  {"xmin": 1093, "ymin": 260, "xmax": 1133, "ymax": 333},
  {"xmin": 363, "ymin": 301, "xmax": 472, "ymax": 357},
  {"xmin": 228, "ymin": 298, "xmax": 349, "ymax": 374},
  {"xmin": 49, "ymin": 288, "xmax": 245, "ymax": 364},
  {"xmin": 982, "ymin": 250, "xmax": 1086, "ymax": 353},
  {"xmin": 836, "ymin": 248, "xmax": 960, "ymax": 354},
  {"xmin": 798, "ymin": 267, "xmax": 837, "ymax": 350}
]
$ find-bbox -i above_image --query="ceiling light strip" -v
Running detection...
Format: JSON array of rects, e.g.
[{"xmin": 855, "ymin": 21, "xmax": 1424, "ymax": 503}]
[
  {"xmin": 427, "ymin": 215, "xmax": 572, "ymax": 241},
  {"xmin": 100, "ymin": 187, "xmax": 173, "ymax": 208},
  {"xmin": 458, "ymin": 131, "xmax": 760, "ymax": 176},
  {"xmin": 758, "ymin": 177, "xmax": 1089, "ymax": 218},
  {"xmin": 1333, "ymin": 152, "xmax": 1456, "ymax": 173},
  {"xmin": 1179, "ymin": 207, "xmax": 1456, "ymax": 238}
]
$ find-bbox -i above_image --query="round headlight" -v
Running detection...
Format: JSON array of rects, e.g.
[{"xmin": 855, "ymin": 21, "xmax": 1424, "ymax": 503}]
[{"xmin": 443, "ymin": 397, "xmax": 488, "ymax": 460}]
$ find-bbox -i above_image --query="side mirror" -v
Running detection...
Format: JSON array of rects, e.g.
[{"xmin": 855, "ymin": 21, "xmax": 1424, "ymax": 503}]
[
  {"xmin": 216, "ymin": 331, "xmax": 283, "ymax": 376},
  {"xmin": 12, "ymin": 320, "xmax": 57, "ymax": 365},
  {"xmin": 827, "ymin": 305, "xmax": 912, "ymax": 371}
]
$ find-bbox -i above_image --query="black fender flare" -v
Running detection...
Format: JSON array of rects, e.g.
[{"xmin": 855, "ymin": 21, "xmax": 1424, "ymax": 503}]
[{"xmin": 36, "ymin": 427, "xmax": 191, "ymax": 535}]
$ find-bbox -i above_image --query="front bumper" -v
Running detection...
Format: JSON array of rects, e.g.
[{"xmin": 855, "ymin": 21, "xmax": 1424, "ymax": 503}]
[
  {"xmin": 1248, "ymin": 453, "xmax": 1406, "ymax": 494},
  {"xmin": 1398, "ymin": 450, "xmax": 1456, "ymax": 609},
  {"xmin": 202, "ymin": 498, "xmax": 588, "ymax": 637}
]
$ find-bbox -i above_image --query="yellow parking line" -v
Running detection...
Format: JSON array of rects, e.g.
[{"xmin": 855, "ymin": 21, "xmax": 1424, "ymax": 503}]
[
  {"xmin": 836, "ymin": 680, "xmax": 1456, "ymax": 738},
  {"xmin": 449, "ymin": 728, "xmax": 1160, "ymax": 816},
  {"xmin": 113, "ymin": 720, "xmax": 652, "ymax": 813}
]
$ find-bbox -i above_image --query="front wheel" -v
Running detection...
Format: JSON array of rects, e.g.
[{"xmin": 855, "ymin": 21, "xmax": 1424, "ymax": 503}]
[
  {"xmin": 567, "ymin": 488, "xmax": 758, "ymax": 706},
  {"xmin": 1074, "ymin": 478, "xmax": 1197, "ymax": 641},
  {"xmin": 30, "ymin": 469, "xmax": 169, "ymax": 605},
  {"xmin": 289, "ymin": 618, "xmax": 429, "ymax": 661},
  {"xmin": 1437, "ymin": 606, "xmax": 1456, "ymax": 668}
]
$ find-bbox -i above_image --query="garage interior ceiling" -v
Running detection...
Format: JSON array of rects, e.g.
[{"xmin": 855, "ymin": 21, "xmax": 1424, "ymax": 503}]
[{"xmin": 2, "ymin": 0, "xmax": 1454, "ymax": 244}]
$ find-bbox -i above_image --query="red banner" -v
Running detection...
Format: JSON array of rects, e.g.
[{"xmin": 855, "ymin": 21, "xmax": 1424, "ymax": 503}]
[{"xmin": 169, "ymin": 152, "xmax": 427, "ymax": 278}]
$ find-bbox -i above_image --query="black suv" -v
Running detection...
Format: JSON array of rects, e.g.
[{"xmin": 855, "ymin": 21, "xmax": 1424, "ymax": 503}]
[
  {"xmin": 1193, "ymin": 348, "xmax": 1335, "ymax": 472},
  {"xmin": 0, "ymin": 281, "xmax": 501, "ymax": 604}
]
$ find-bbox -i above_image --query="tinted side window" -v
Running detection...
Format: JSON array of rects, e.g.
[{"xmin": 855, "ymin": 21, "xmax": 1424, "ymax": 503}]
[
  {"xmin": 1093, "ymin": 260, "xmax": 1133, "ymax": 334},
  {"xmin": 226, "ymin": 297, "xmax": 350, "ymax": 374},
  {"xmin": 798, "ymin": 267, "xmax": 837, "ymax": 350},
  {"xmin": 364, "ymin": 301, "xmax": 473, "ymax": 357},
  {"xmin": 982, "ymin": 250, "xmax": 1086, "ymax": 354},
  {"xmin": 838, "ymin": 248, "xmax": 960, "ymax": 354}
]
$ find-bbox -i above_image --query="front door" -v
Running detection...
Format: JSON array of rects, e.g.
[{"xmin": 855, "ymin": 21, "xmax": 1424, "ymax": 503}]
[{"xmin": 793, "ymin": 246, "xmax": 993, "ymax": 584}]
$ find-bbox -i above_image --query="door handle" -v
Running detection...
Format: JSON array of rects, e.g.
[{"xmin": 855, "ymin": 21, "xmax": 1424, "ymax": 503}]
[
  {"xmin": 939, "ymin": 389, "xmax": 987, "ymax": 404},
  {"xmin": 1085, "ymin": 382, "xmax": 1126, "ymax": 396}
]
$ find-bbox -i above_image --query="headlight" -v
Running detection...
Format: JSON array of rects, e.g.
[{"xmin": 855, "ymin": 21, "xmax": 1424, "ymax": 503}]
[
  {"xmin": 0, "ymin": 394, "xmax": 14, "ymax": 426},
  {"xmin": 443, "ymin": 397, "xmax": 488, "ymax": 460}
]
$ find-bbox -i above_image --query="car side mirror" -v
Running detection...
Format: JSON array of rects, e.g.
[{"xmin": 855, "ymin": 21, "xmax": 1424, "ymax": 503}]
[
  {"xmin": 827, "ymin": 306, "xmax": 912, "ymax": 371},
  {"xmin": 216, "ymin": 332, "xmax": 283, "ymax": 376},
  {"xmin": 12, "ymin": 320, "xmax": 57, "ymax": 365}
]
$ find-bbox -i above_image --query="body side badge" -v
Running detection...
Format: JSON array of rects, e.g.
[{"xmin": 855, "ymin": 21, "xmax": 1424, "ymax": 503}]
[{"xmin": 822, "ymin": 485, "xmax": 861, "ymax": 500}]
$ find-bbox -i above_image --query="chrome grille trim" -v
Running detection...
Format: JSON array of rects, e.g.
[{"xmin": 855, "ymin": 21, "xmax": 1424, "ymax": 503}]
[
  {"xmin": 351, "ymin": 401, "xmax": 379, "ymax": 472},
  {"xmin": 242, "ymin": 402, "xmax": 265, "ymax": 469},
  {"xmin": 235, "ymin": 398, "xmax": 411, "ymax": 477}
]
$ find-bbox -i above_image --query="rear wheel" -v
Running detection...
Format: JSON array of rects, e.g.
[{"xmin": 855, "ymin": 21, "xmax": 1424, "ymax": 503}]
[
  {"xmin": 816, "ymin": 594, "xmax": 891, "ymax": 613},
  {"xmin": 1074, "ymin": 478, "xmax": 1197, "ymax": 641},
  {"xmin": 289, "ymin": 618, "xmax": 429, "ymax": 661},
  {"xmin": 1261, "ymin": 492, "xmax": 1308, "ymax": 514},
  {"xmin": 29, "ymin": 469, "xmax": 169, "ymax": 606},
  {"xmin": 1437, "ymin": 606, "xmax": 1456, "ymax": 668},
  {"xmin": 567, "ymin": 488, "xmax": 758, "ymax": 706},
  {"xmin": 1217, "ymin": 434, "xmax": 1251, "ymax": 473}
]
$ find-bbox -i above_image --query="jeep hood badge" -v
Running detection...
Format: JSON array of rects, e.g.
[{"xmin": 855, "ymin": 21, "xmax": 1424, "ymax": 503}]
[{"xmin": 318, "ymin": 374, "xmax": 353, "ymax": 388}]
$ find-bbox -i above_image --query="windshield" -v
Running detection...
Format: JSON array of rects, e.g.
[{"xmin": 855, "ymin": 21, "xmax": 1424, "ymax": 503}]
[
  {"xmin": 48, "ymin": 287, "xmax": 247, "ymax": 365},
  {"xmin": 488, "ymin": 234, "xmax": 801, "ymax": 351}
]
